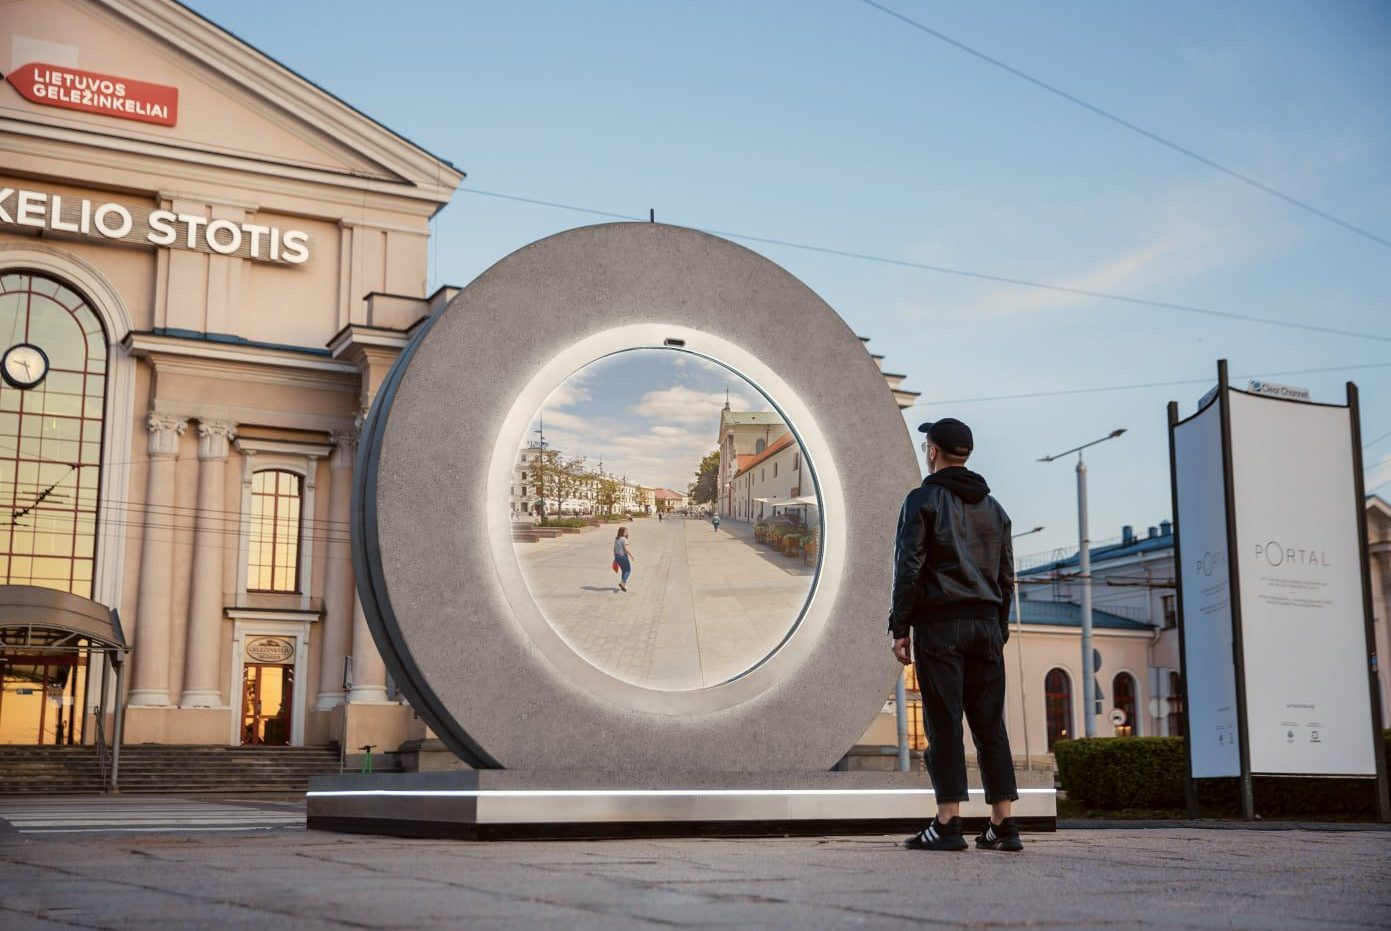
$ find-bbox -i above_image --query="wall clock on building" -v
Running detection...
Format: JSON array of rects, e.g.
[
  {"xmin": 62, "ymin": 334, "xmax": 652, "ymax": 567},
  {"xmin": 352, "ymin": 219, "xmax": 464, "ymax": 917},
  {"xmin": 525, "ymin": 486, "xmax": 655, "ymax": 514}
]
[{"xmin": 1, "ymin": 343, "xmax": 50, "ymax": 390}]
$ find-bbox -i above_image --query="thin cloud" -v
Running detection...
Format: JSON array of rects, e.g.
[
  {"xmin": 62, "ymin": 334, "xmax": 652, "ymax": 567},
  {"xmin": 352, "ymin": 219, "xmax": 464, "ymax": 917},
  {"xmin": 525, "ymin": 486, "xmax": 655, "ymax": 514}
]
[{"xmin": 630, "ymin": 385, "xmax": 760, "ymax": 425}]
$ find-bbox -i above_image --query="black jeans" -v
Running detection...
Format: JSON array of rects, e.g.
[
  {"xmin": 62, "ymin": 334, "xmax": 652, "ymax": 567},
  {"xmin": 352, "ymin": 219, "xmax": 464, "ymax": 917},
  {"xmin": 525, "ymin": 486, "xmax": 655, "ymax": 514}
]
[{"xmin": 913, "ymin": 618, "xmax": 1019, "ymax": 805}]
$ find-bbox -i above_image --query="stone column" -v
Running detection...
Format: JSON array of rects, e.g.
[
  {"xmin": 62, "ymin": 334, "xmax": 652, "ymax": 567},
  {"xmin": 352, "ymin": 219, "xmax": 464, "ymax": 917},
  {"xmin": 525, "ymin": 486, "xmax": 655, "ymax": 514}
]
[
  {"xmin": 315, "ymin": 432, "xmax": 357, "ymax": 711},
  {"xmin": 128, "ymin": 413, "xmax": 187, "ymax": 707},
  {"xmin": 180, "ymin": 419, "xmax": 236, "ymax": 707},
  {"xmin": 347, "ymin": 595, "xmax": 389, "ymax": 703}
]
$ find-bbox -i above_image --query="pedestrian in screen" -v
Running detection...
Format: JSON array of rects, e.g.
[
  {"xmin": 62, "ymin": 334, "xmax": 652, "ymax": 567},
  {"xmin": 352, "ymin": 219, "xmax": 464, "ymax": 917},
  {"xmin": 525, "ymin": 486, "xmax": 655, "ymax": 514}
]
[
  {"xmin": 712, "ymin": 513, "xmax": 721, "ymax": 533},
  {"xmin": 613, "ymin": 526, "xmax": 635, "ymax": 592},
  {"xmin": 889, "ymin": 418, "xmax": 1022, "ymax": 852}
]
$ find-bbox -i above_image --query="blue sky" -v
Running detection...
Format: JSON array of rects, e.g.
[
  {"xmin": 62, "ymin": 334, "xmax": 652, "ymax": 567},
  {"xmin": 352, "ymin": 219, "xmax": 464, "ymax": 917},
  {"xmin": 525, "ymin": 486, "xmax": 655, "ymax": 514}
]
[
  {"xmin": 187, "ymin": 0, "xmax": 1391, "ymax": 561},
  {"xmin": 531, "ymin": 349, "xmax": 773, "ymax": 493}
]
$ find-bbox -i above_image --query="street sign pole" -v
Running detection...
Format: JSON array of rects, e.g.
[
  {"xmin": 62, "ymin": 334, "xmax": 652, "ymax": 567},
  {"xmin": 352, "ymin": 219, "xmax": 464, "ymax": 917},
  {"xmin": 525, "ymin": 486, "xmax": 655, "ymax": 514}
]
[{"xmin": 1078, "ymin": 453, "xmax": 1095, "ymax": 738}]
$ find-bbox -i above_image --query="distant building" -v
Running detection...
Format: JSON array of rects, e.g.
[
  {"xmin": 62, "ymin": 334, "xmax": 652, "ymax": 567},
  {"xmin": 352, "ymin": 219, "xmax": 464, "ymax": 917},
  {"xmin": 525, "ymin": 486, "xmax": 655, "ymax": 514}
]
[
  {"xmin": 651, "ymin": 488, "xmax": 689, "ymax": 512},
  {"xmin": 882, "ymin": 497, "xmax": 1390, "ymax": 761},
  {"xmin": 729, "ymin": 434, "xmax": 812, "ymax": 524},
  {"xmin": 714, "ymin": 337, "xmax": 918, "ymax": 519},
  {"xmin": 716, "ymin": 408, "xmax": 788, "ymax": 519}
]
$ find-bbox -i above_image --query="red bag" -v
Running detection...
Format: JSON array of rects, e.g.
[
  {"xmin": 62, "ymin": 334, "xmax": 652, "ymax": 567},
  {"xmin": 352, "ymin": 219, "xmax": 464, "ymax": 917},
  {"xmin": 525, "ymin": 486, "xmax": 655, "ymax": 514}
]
[{"xmin": 611, "ymin": 559, "xmax": 621, "ymax": 573}]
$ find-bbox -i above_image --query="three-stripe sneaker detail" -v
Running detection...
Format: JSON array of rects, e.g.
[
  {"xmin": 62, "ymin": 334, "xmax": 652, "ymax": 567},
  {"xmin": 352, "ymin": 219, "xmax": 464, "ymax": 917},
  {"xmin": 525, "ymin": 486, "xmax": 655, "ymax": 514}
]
[
  {"xmin": 903, "ymin": 816, "xmax": 968, "ymax": 851},
  {"xmin": 975, "ymin": 817, "xmax": 1024, "ymax": 852}
]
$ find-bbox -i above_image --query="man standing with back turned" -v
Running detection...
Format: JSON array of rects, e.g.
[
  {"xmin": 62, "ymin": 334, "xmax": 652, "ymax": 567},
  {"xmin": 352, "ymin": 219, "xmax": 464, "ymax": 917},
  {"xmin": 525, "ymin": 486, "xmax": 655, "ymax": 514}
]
[{"xmin": 889, "ymin": 418, "xmax": 1022, "ymax": 852}]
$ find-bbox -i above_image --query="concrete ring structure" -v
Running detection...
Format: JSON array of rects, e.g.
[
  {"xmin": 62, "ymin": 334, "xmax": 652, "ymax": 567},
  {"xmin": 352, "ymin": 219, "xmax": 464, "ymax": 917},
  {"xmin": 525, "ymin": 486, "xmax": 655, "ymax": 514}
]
[{"xmin": 353, "ymin": 222, "xmax": 919, "ymax": 771}]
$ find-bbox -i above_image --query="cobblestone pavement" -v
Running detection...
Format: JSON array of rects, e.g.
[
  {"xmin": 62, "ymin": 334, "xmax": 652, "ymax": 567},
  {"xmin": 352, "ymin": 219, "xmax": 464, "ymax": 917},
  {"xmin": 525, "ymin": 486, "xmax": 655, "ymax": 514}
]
[
  {"xmin": 1, "ymin": 807, "xmax": 1387, "ymax": 930},
  {"xmin": 517, "ymin": 517, "xmax": 811, "ymax": 688}
]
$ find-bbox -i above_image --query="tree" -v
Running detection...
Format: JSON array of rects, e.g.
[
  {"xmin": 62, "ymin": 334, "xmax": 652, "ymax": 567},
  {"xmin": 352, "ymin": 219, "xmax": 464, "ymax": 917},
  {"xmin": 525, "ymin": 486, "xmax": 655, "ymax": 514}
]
[
  {"xmin": 595, "ymin": 476, "xmax": 621, "ymax": 514},
  {"xmin": 530, "ymin": 447, "xmax": 565, "ymax": 515},
  {"xmin": 555, "ymin": 456, "xmax": 586, "ymax": 511},
  {"xmin": 689, "ymin": 449, "xmax": 720, "ymax": 505}
]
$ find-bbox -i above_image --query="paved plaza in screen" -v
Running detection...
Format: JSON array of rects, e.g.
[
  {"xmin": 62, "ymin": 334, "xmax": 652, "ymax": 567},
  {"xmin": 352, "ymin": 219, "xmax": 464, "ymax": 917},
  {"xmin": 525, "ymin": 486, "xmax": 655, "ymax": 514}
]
[
  {"xmin": 517, "ymin": 517, "xmax": 813, "ymax": 689},
  {"xmin": 1, "ymin": 796, "xmax": 1388, "ymax": 929}
]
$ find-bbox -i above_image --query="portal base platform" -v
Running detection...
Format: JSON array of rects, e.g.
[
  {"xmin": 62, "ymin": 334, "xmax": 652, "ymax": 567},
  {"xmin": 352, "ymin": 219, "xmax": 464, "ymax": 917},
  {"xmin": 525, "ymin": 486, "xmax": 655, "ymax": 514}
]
[{"xmin": 307, "ymin": 769, "xmax": 1056, "ymax": 840}]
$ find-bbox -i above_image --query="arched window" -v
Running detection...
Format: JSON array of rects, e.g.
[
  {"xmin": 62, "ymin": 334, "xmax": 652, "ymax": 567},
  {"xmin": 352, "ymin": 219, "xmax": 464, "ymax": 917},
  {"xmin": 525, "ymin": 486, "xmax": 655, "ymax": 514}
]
[
  {"xmin": 1044, "ymin": 667, "xmax": 1072, "ymax": 750},
  {"xmin": 247, "ymin": 470, "xmax": 303, "ymax": 592},
  {"xmin": 1112, "ymin": 672, "xmax": 1137, "ymax": 737},
  {"xmin": 0, "ymin": 272, "xmax": 108, "ymax": 598},
  {"xmin": 1167, "ymin": 670, "xmax": 1185, "ymax": 737},
  {"xmin": 754, "ymin": 438, "xmax": 765, "ymax": 454}
]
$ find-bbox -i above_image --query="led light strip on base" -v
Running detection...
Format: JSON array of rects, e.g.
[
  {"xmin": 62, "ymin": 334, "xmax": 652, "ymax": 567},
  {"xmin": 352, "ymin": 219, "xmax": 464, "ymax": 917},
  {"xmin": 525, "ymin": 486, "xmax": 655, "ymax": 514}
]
[{"xmin": 308, "ymin": 787, "xmax": 1058, "ymax": 799}]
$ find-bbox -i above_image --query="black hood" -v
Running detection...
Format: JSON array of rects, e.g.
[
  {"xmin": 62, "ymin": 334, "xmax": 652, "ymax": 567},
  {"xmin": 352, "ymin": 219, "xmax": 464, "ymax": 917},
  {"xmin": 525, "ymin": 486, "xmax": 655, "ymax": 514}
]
[{"xmin": 923, "ymin": 466, "xmax": 990, "ymax": 504}]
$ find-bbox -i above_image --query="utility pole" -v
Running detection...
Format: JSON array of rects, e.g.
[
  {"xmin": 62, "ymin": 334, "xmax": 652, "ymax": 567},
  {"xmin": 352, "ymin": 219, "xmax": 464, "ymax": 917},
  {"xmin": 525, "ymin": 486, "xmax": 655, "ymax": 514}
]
[
  {"xmin": 535, "ymin": 413, "xmax": 550, "ymax": 520},
  {"xmin": 1040, "ymin": 429, "xmax": 1126, "ymax": 739}
]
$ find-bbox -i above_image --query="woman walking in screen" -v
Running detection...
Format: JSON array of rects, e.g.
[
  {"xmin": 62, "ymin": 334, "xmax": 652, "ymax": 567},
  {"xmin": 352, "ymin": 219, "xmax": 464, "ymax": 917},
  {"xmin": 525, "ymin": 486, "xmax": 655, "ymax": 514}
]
[{"xmin": 613, "ymin": 526, "xmax": 635, "ymax": 591}]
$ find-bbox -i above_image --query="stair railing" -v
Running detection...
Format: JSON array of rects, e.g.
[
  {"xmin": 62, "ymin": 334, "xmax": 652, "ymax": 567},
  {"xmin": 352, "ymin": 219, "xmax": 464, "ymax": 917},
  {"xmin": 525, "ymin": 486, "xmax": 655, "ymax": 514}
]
[{"xmin": 93, "ymin": 703, "xmax": 111, "ymax": 792}]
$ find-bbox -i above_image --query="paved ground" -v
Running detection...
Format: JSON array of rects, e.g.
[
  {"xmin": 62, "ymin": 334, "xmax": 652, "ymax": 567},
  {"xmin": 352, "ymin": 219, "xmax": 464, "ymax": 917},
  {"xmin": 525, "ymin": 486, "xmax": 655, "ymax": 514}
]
[
  {"xmin": 517, "ymin": 517, "xmax": 812, "ymax": 689},
  {"xmin": 0, "ymin": 797, "xmax": 1387, "ymax": 930}
]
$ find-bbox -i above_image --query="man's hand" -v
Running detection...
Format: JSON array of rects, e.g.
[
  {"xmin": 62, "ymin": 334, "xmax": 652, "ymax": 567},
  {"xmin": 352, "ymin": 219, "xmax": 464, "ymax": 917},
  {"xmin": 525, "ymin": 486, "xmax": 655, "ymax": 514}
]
[{"xmin": 891, "ymin": 636, "xmax": 912, "ymax": 666}]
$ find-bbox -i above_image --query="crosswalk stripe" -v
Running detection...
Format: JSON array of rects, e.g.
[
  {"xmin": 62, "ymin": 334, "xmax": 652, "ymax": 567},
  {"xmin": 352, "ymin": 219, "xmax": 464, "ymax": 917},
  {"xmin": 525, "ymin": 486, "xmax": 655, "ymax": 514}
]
[{"xmin": 0, "ymin": 798, "xmax": 305, "ymax": 834}]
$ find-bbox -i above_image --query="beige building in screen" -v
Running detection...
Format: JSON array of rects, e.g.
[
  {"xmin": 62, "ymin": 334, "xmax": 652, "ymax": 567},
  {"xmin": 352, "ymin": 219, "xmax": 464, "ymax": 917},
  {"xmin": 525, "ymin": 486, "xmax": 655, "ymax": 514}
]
[{"xmin": 0, "ymin": 0, "xmax": 461, "ymax": 753}]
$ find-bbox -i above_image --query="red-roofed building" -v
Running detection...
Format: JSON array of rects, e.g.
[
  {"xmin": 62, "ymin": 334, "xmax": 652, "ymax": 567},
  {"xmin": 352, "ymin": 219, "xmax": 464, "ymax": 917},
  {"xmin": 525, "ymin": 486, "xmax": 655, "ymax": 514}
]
[{"xmin": 730, "ymin": 432, "xmax": 809, "ymax": 524}]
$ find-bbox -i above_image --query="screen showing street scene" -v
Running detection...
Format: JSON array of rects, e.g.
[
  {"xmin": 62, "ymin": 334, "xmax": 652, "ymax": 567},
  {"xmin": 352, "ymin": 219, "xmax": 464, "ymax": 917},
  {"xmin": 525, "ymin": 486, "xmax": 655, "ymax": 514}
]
[{"xmin": 511, "ymin": 348, "xmax": 819, "ymax": 691}]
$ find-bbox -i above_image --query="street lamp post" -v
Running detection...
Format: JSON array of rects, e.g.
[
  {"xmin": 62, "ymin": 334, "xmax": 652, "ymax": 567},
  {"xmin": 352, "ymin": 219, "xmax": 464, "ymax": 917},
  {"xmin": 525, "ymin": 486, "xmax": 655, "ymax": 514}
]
[
  {"xmin": 1039, "ymin": 428, "xmax": 1126, "ymax": 739},
  {"xmin": 1011, "ymin": 524, "xmax": 1045, "ymax": 769}
]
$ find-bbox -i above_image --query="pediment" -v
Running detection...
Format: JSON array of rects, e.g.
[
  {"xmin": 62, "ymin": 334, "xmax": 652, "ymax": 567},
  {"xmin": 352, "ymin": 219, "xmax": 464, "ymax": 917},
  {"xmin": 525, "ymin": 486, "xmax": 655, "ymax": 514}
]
[{"xmin": 1, "ymin": 0, "xmax": 460, "ymax": 201}]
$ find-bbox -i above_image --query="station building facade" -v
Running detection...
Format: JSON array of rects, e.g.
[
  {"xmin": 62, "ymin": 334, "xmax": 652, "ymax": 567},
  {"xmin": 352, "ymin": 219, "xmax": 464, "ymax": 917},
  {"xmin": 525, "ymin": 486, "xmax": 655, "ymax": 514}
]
[{"xmin": 0, "ymin": 0, "xmax": 461, "ymax": 753}]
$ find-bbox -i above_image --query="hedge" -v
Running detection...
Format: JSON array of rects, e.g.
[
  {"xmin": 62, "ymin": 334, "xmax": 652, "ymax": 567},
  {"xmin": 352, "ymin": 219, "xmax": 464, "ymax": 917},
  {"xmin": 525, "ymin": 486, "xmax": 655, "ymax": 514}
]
[{"xmin": 1055, "ymin": 731, "xmax": 1391, "ymax": 815}]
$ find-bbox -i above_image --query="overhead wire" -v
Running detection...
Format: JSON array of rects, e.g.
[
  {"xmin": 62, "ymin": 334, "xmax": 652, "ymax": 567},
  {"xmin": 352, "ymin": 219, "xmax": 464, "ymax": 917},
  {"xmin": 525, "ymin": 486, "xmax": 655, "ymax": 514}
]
[
  {"xmin": 855, "ymin": 0, "xmax": 1391, "ymax": 250},
  {"xmin": 908, "ymin": 361, "xmax": 1391, "ymax": 407},
  {"xmin": 458, "ymin": 187, "xmax": 1391, "ymax": 344}
]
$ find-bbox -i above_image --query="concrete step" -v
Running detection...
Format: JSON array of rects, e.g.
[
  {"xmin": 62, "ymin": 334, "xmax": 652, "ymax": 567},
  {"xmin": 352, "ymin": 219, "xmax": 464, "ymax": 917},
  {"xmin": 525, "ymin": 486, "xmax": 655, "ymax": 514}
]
[{"xmin": 0, "ymin": 744, "xmax": 342, "ymax": 794}]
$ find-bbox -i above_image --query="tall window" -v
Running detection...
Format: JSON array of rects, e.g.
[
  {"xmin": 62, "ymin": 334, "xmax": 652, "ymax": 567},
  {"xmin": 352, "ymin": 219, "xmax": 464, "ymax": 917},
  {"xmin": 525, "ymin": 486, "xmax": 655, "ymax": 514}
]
[
  {"xmin": 1112, "ymin": 672, "xmax": 1137, "ymax": 737},
  {"xmin": 248, "ymin": 470, "xmax": 302, "ymax": 592},
  {"xmin": 1161, "ymin": 594, "xmax": 1177, "ymax": 629},
  {"xmin": 1045, "ymin": 668, "xmax": 1072, "ymax": 750},
  {"xmin": 1167, "ymin": 670, "xmax": 1185, "ymax": 737},
  {"xmin": 0, "ymin": 272, "xmax": 107, "ymax": 597}
]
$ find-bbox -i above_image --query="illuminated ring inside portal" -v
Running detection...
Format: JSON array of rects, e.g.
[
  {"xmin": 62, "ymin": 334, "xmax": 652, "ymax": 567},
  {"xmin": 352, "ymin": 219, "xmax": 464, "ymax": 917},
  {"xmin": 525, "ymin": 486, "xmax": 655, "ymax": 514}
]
[{"xmin": 488, "ymin": 327, "xmax": 841, "ymax": 711}]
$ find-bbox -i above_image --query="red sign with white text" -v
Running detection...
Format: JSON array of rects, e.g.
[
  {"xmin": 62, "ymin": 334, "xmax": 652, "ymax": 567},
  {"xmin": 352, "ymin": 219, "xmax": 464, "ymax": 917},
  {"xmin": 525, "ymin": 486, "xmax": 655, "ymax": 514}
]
[{"xmin": 5, "ymin": 62, "xmax": 177, "ymax": 127}]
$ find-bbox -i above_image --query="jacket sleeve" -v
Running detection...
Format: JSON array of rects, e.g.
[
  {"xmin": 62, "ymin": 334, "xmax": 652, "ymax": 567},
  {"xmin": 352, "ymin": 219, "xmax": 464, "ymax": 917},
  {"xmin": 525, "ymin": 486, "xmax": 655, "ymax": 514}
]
[
  {"xmin": 888, "ymin": 491, "xmax": 928, "ymax": 639},
  {"xmin": 997, "ymin": 513, "xmax": 1015, "ymax": 643}
]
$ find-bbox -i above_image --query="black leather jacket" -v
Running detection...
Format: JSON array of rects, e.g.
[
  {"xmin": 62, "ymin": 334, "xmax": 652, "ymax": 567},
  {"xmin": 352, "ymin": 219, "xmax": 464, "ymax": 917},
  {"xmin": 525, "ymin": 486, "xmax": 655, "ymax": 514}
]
[{"xmin": 888, "ymin": 467, "xmax": 1013, "ymax": 640}]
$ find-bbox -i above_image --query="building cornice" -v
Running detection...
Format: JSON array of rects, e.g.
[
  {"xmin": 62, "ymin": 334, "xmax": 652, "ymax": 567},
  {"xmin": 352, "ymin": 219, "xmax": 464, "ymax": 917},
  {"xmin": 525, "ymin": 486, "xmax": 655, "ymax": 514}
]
[
  {"xmin": 326, "ymin": 325, "xmax": 413, "ymax": 359},
  {"xmin": 1, "ymin": 120, "xmax": 449, "ymax": 217},
  {"xmin": 1020, "ymin": 625, "xmax": 1154, "ymax": 639},
  {"xmin": 234, "ymin": 437, "xmax": 334, "ymax": 460},
  {"xmin": 126, "ymin": 330, "xmax": 357, "ymax": 378}
]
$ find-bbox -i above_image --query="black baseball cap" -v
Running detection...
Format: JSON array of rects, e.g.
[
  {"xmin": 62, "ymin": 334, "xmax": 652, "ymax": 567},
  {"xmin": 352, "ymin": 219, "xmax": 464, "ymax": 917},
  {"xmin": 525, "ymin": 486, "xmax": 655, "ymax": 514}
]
[{"xmin": 917, "ymin": 418, "xmax": 973, "ymax": 456}]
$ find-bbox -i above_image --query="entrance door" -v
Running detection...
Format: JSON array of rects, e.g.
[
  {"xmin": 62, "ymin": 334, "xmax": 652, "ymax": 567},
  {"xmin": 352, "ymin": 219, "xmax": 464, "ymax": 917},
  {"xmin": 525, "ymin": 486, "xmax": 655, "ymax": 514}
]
[
  {"xmin": 240, "ymin": 664, "xmax": 293, "ymax": 746},
  {"xmin": 0, "ymin": 651, "xmax": 87, "ymax": 745}
]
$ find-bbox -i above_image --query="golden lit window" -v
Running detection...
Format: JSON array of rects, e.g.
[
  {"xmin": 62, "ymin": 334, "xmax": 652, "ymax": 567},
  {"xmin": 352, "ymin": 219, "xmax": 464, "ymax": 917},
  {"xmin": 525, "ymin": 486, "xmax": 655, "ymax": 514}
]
[
  {"xmin": 0, "ymin": 272, "xmax": 107, "ymax": 598},
  {"xmin": 248, "ymin": 469, "xmax": 302, "ymax": 592}
]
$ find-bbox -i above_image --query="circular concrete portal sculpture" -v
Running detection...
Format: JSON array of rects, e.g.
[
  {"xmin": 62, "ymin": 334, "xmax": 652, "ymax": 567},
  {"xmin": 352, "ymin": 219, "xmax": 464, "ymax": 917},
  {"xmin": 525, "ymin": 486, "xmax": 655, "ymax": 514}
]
[{"xmin": 353, "ymin": 223, "xmax": 918, "ymax": 771}]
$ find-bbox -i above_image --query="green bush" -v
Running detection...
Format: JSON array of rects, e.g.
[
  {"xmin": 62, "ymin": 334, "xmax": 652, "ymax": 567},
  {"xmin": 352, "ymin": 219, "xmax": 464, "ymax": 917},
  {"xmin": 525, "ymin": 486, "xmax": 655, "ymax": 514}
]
[
  {"xmin": 538, "ymin": 517, "xmax": 590, "ymax": 528},
  {"xmin": 1054, "ymin": 737, "xmax": 1186, "ymax": 809},
  {"xmin": 1055, "ymin": 731, "xmax": 1391, "ymax": 816}
]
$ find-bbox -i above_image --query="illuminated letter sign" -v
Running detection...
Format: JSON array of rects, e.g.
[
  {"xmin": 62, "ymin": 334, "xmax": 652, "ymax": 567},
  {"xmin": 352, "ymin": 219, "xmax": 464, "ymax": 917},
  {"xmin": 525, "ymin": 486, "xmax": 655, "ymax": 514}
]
[{"xmin": 0, "ymin": 188, "xmax": 310, "ymax": 265}]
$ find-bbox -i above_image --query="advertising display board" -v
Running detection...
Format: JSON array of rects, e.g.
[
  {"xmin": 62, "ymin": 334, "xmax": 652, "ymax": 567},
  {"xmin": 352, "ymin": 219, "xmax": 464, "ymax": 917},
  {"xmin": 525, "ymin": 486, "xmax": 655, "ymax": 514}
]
[
  {"xmin": 1228, "ymin": 391, "xmax": 1376, "ymax": 775},
  {"xmin": 1169, "ymin": 360, "xmax": 1388, "ymax": 821},
  {"xmin": 1171, "ymin": 399, "xmax": 1241, "ymax": 777}
]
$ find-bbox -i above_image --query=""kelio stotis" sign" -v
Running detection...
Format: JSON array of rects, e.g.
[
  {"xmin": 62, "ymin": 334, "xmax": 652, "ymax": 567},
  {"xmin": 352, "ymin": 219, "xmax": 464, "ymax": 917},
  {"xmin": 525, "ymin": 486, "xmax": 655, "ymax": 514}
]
[
  {"xmin": 5, "ymin": 62, "xmax": 178, "ymax": 127},
  {"xmin": 0, "ymin": 187, "xmax": 311, "ymax": 265}
]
